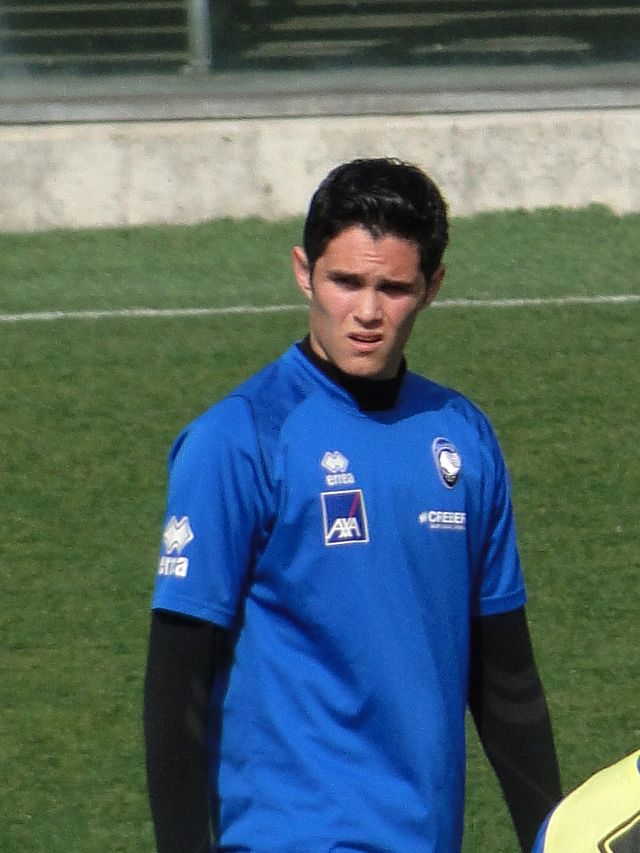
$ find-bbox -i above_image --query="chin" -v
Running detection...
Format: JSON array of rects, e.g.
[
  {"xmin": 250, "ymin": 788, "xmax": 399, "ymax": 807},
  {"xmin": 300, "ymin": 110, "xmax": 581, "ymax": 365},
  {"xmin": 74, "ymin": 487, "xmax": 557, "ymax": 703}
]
[
  {"xmin": 327, "ymin": 346, "xmax": 393, "ymax": 379},
  {"xmin": 343, "ymin": 359, "xmax": 388, "ymax": 380}
]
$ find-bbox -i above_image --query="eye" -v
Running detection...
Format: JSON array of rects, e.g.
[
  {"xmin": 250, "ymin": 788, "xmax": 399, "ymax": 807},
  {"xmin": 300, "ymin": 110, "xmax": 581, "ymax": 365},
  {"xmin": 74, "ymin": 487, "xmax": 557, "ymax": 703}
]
[
  {"xmin": 330, "ymin": 274, "xmax": 360, "ymax": 289},
  {"xmin": 381, "ymin": 283, "xmax": 411, "ymax": 296}
]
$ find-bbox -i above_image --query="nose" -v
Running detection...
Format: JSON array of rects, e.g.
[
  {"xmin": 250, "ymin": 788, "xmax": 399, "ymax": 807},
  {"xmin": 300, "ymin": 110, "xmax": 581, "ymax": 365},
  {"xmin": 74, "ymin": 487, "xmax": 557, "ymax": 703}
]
[{"xmin": 354, "ymin": 288, "xmax": 382, "ymax": 325}]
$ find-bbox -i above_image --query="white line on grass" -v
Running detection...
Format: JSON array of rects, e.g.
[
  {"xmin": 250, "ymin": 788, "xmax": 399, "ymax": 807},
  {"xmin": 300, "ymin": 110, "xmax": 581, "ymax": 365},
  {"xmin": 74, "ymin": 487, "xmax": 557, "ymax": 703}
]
[
  {"xmin": 432, "ymin": 294, "xmax": 640, "ymax": 309},
  {"xmin": 1, "ymin": 294, "xmax": 639, "ymax": 323},
  {"xmin": 0, "ymin": 304, "xmax": 305, "ymax": 323}
]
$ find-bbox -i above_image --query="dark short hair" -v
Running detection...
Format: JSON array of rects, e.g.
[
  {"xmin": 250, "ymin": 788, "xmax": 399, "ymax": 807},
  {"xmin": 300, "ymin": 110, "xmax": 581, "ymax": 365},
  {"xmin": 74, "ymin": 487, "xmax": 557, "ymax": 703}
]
[{"xmin": 302, "ymin": 158, "xmax": 449, "ymax": 281}]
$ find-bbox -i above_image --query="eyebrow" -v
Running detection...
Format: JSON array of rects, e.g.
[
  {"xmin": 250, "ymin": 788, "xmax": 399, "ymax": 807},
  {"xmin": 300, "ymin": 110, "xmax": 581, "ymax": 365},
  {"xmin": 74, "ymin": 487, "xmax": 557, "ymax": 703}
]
[
  {"xmin": 325, "ymin": 268, "xmax": 415, "ymax": 287},
  {"xmin": 326, "ymin": 269, "xmax": 418, "ymax": 289}
]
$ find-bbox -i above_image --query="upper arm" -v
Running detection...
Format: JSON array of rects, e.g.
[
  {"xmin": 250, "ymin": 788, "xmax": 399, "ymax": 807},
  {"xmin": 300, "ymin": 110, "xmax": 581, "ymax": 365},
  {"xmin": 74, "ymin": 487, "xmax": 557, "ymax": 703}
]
[
  {"xmin": 474, "ymin": 418, "xmax": 526, "ymax": 617},
  {"xmin": 152, "ymin": 396, "xmax": 269, "ymax": 626},
  {"xmin": 470, "ymin": 607, "xmax": 535, "ymax": 674},
  {"xmin": 468, "ymin": 607, "xmax": 545, "ymax": 723},
  {"xmin": 145, "ymin": 610, "xmax": 226, "ymax": 696}
]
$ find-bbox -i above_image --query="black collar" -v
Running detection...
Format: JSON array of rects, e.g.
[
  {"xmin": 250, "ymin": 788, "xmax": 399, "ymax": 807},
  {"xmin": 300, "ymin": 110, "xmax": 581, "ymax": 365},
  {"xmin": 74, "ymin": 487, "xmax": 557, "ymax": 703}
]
[{"xmin": 297, "ymin": 336, "xmax": 405, "ymax": 411}]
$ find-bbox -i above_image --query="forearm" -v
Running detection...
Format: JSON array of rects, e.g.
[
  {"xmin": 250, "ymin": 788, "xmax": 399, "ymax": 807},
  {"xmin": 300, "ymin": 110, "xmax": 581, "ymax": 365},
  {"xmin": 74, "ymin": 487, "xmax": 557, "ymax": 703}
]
[
  {"xmin": 469, "ymin": 608, "xmax": 562, "ymax": 852},
  {"xmin": 473, "ymin": 683, "xmax": 561, "ymax": 851},
  {"xmin": 143, "ymin": 611, "xmax": 223, "ymax": 853}
]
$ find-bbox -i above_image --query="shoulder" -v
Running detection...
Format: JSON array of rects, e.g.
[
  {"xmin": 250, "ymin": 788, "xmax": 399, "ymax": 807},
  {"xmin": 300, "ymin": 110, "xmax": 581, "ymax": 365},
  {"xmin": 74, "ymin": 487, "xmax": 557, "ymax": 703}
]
[
  {"xmin": 404, "ymin": 371, "xmax": 500, "ymax": 440},
  {"xmin": 402, "ymin": 372, "xmax": 510, "ymax": 497},
  {"xmin": 170, "ymin": 346, "xmax": 318, "ymax": 467},
  {"xmin": 574, "ymin": 749, "xmax": 640, "ymax": 799},
  {"xmin": 404, "ymin": 370, "xmax": 486, "ymax": 414}
]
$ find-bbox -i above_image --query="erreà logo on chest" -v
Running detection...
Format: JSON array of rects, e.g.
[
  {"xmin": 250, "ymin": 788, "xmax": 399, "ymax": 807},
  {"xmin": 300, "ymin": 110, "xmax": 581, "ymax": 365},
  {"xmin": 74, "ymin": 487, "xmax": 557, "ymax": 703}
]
[
  {"xmin": 321, "ymin": 489, "xmax": 369, "ymax": 545},
  {"xmin": 320, "ymin": 450, "xmax": 356, "ymax": 487}
]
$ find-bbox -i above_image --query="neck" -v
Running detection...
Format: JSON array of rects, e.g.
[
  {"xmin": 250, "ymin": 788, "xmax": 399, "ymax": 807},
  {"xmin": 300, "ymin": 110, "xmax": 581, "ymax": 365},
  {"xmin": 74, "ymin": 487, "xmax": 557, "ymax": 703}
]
[{"xmin": 298, "ymin": 336, "xmax": 405, "ymax": 411}]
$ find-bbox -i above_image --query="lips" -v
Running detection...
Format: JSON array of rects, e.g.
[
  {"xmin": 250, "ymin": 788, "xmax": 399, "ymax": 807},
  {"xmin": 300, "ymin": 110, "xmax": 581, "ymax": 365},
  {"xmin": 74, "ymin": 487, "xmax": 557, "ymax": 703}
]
[
  {"xmin": 349, "ymin": 333, "xmax": 383, "ymax": 353},
  {"xmin": 349, "ymin": 332, "xmax": 382, "ymax": 352},
  {"xmin": 349, "ymin": 333, "xmax": 382, "ymax": 344}
]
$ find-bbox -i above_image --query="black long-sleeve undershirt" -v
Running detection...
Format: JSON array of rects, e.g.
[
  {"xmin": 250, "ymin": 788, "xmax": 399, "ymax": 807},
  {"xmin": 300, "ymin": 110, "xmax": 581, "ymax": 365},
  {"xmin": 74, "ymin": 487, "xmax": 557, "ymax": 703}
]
[
  {"xmin": 468, "ymin": 608, "xmax": 562, "ymax": 851},
  {"xmin": 143, "ymin": 611, "xmax": 223, "ymax": 853},
  {"xmin": 143, "ymin": 606, "xmax": 561, "ymax": 853}
]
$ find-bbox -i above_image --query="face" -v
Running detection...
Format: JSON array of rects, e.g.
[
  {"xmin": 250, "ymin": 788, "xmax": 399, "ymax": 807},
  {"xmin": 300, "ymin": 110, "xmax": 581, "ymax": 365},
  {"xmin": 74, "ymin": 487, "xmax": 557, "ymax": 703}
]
[{"xmin": 293, "ymin": 225, "xmax": 444, "ymax": 380}]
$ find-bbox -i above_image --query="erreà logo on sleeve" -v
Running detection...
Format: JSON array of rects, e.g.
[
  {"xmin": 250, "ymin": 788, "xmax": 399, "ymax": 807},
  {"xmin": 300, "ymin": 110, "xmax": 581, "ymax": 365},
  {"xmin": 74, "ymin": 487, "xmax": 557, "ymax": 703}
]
[
  {"xmin": 321, "ymin": 489, "xmax": 369, "ymax": 545},
  {"xmin": 158, "ymin": 515, "xmax": 194, "ymax": 578}
]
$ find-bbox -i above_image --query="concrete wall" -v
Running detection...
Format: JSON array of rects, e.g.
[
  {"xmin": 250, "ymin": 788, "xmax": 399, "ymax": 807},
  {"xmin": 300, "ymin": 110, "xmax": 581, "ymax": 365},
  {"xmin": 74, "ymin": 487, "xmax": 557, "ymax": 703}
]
[{"xmin": 2, "ymin": 107, "xmax": 640, "ymax": 232}]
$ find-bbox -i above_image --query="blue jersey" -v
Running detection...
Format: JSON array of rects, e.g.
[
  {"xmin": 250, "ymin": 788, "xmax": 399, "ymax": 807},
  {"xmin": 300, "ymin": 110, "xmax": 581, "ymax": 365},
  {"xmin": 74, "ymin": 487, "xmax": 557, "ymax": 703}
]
[{"xmin": 152, "ymin": 344, "xmax": 526, "ymax": 853}]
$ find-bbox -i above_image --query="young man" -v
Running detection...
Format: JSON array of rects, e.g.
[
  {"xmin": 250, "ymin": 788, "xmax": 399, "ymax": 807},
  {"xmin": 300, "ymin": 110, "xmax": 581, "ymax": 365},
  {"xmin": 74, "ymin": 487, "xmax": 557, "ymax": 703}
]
[
  {"xmin": 144, "ymin": 158, "xmax": 562, "ymax": 852},
  {"xmin": 531, "ymin": 750, "xmax": 640, "ymax": 852}
]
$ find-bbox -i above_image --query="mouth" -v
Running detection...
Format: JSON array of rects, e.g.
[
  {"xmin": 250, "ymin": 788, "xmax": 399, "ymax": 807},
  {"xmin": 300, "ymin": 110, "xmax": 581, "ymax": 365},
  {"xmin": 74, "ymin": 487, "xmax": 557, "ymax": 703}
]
[{"xmin": 349, "ymin": 333, "xmax": 383, "ymax": 351}]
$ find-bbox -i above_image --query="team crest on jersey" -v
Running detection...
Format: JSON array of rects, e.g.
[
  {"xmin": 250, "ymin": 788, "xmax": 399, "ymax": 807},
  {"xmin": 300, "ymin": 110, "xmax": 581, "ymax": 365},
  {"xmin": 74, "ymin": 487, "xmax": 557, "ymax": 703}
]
[
  {"xmin": 321, "ymin": 489, "xmax": 369, "ymax": 545},
  {"xmin": 320, "ymin": 450, "xmax": 355, "ymax": 486},
  {"xmin": 432, "ymin": 437, "xmax": 462, "ymax": 489}
]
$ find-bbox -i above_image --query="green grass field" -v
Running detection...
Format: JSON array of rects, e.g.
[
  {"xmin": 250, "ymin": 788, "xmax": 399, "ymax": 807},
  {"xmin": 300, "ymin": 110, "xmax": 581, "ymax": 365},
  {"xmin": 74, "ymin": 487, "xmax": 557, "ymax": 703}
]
[{"xmin": 1, "ymin": 207, "xmax": 639, "ymax": 852}]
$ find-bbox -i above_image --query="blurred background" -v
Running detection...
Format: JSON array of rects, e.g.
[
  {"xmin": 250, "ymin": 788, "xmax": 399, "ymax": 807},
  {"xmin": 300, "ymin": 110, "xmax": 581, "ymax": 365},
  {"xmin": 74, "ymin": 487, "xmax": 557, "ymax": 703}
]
[
  {"xmin": 1, "ymin": 0, "xmax": 640, "ymax": 231},
  {"xmin": 1, "ymin": 0, "xmax": 638, "ymax": 76}
]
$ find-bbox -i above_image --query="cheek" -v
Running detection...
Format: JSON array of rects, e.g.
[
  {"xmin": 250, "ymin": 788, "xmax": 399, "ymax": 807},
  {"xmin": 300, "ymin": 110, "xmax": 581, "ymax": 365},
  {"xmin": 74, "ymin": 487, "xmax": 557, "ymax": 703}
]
[
  {"xmin": 390, "ymin": 303, "xmax": 421, "ymax": 332},
  {"xmin": 315, "ymin": 290, "xmax": 352, "ymax": 323}
]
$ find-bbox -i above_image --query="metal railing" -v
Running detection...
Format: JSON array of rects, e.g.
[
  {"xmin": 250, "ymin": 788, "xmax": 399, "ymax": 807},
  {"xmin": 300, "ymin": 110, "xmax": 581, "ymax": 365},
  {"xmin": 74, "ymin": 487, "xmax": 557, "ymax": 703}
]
[
  {"xmin": 0, "ymin": 1, "xmax": 207, "ymax": 74},
  {"xmin": 0, "ymin": 1, "xmax": 638, "ymax": 77}
]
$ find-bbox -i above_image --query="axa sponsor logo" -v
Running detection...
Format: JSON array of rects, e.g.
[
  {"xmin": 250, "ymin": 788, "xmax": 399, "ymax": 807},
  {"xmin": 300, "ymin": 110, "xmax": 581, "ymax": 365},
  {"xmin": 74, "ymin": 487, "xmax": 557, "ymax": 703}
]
[
  {"xmin": 432, "ymin": 437, "xmax": 462, "ymax": 489},
  {"xmin": 419, "ymin": 509, "xmax": 467, "ymax": 531},
  {"xmin": 158, "ymin": 515, "xmax": 194, "ymax": 578},
  {"xmin": 321, "ymin": 450, "xmax": 355, "ymax": 486},
  {"xmin": 321, "ymin": 489, "xmax": 369, "ymax": 545}
]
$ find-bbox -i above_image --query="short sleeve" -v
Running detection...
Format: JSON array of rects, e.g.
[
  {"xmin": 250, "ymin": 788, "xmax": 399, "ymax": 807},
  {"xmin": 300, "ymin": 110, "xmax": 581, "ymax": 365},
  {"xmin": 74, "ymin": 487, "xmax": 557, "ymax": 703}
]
[
  {"xmin": 151, "ymin": 395, "xmax": 267, "ymax": 627},
  {"xmin": 474, "ymin": 421, "xmax": 527, "ymax": 616}
]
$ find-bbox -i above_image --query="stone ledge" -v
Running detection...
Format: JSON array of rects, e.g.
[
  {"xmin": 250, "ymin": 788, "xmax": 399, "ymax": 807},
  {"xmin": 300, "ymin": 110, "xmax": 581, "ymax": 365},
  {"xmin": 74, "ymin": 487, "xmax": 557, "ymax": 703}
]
[{"xmin": 2, "ymin": 106, "xmax": 639, "ymax": 232}]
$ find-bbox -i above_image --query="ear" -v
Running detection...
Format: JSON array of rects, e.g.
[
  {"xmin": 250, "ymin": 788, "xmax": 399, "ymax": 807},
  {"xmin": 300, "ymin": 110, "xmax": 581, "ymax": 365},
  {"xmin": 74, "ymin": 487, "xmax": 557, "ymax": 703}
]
[
  {"xmin": 421, "ymin": 264, "xmax": 446, "ymax": 309},
  {"xmin": 292, "ymin": 246, "xmax": 313, "ymax": 301}
]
